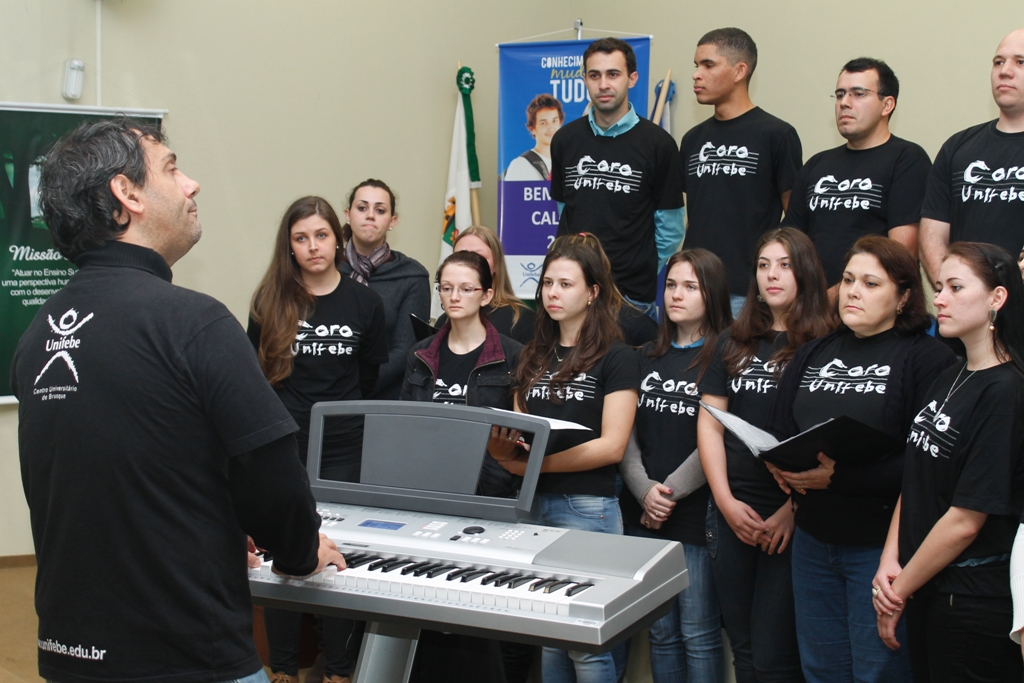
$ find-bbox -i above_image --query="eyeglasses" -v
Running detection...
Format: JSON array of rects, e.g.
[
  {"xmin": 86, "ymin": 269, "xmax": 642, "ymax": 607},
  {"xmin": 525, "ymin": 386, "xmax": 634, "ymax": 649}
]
[
  {"xmin": 436, "ymin": 284, "xmax": 484, "ymax": 296},
  {"xmin": 832, "ymin": 88, "xmax": 878, "ymax": 101}
]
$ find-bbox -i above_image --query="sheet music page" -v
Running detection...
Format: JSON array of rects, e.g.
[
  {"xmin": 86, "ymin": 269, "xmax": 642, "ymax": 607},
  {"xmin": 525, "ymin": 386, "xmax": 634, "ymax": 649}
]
[
  {"xmin": 698, "ymin": 401, "xmax": 780, "ymax": 456},
  {"xmin": 487, "ymin": 407, "xmax": 591, "ymax": 431}
]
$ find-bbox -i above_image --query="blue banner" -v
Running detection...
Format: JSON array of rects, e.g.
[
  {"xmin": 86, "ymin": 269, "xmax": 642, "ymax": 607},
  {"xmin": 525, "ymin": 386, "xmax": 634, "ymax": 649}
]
[{"xmin": 497, "ymin": 37, "xmax": 651, "ymax": 298}]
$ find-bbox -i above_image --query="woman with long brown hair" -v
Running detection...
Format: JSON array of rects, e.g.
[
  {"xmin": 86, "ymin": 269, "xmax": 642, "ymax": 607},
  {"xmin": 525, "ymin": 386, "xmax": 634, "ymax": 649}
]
[
  {"xmin": 620, "ymin": 248, "xmax": 733, "ymax": 683},
  {"xmin": 696, "ymin": 227, "xmax": 832, "ymax": 683},
  {"xmin": 489, "ymin": 232, "xmax": 639, "ymax": 683},
  {"xmin": 248, "ymin": 196, "xmax": 388, "ymax": 683}
]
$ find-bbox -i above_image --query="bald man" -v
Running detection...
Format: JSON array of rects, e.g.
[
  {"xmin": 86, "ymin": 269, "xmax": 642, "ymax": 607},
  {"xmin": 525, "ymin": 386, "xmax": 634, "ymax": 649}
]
[{"xmin": 920, "ymin": 28, "xmax": 1024, "ymax": 285}]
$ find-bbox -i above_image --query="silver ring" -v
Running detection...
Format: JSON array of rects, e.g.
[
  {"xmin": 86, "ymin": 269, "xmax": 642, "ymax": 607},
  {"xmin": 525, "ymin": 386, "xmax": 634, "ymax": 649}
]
[{"xmin": 872, "ymin": 587, "xmax": 880, "ymax": 597}]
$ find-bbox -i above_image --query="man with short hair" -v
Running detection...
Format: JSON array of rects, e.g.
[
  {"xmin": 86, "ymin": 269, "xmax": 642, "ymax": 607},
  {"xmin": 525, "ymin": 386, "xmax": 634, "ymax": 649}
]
[
  {"xmin": 680, "ymin": 28, "xmax": 802, "ymax": 314},
  {"xmin": 551, "ymin": 37, "xmax": 686, "ymax": 316},
  {"xmin": 12, "ymin": 118, "xmax": 342, "ymax": 683},
  {"xmin": 784, "ymin": 58, "xmax": 931, "ymax": 285},
  {"xmin": 920, "ymin": 28, "xmax": 1024, "ymax": 284}
]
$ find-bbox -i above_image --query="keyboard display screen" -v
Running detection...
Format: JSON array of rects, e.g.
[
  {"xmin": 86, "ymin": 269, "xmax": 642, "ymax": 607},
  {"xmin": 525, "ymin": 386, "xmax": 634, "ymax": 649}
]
[{"xmin": 358, "ymin": 519, "xmax": 406, "ymax": 531}]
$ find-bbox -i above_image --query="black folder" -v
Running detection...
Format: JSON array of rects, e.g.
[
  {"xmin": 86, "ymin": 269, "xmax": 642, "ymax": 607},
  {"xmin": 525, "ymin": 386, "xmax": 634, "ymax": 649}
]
[
  {"xmin": 410, "ymin": 314, "xmax": 439, "ymax": 342},
  {"xmin": 760, "ymin": 416, "xmax": 901, "ymax": 472}
]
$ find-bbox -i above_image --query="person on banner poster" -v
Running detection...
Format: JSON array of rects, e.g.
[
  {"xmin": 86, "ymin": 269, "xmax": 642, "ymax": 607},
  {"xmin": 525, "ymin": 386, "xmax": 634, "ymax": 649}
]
[
  {"xmin": 551, "ymin": 37, "xmax": 686, "ymax": 322},
  {"xmin": 505, "ymin": 94, "xmax": 564, "ymax": 181}
]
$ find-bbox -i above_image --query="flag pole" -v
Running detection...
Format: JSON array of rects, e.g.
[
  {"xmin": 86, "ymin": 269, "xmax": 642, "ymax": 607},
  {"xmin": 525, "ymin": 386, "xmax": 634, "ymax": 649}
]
[
  {"xmin": 651, "ymin": 69, "xmax": 672, "ymax": 124},
  {"xmin": 458, "ymin": 61, "xmax": 482, "ymax": 226}
]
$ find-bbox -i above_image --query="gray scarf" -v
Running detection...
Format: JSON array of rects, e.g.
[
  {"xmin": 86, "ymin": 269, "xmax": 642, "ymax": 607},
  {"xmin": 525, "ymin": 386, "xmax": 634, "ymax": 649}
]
[{"xmin": 345, "ymin": 240, "xmax": 391, "ymax": 284}]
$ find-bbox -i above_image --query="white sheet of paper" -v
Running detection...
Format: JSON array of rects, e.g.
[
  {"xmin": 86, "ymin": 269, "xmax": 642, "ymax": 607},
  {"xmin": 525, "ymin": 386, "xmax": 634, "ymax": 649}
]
[
  {"xmin": 699, "ymin": 401, "xmax": 779, "ymax": 456},
  {"xmin": 487, "ymin": 407, "xmax": 591, "ymax": 431}
]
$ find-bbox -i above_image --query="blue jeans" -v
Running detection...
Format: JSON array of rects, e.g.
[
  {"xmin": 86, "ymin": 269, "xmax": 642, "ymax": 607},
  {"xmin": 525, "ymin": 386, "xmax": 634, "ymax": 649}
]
[
  {"xmin": 729, "ymin": 294, "xmax": 747, "ymax": 319},
  {"xmin": 707, "ymin": 498, "xmax": 803, "ymax": 683},
  {"xmin": 530, "ymin": 493, "xmax": 622, "ymax": 683},
  {"xmin": 635, "ymin": 536, "xmax": 724, "ymax": 683},
  {"xmin": 791, "ymin": 528, "xmax": 911, "ymax": 683},
  {"xmin": 624, "ymin": 294, "xmax": 659, "ymax": 323}
]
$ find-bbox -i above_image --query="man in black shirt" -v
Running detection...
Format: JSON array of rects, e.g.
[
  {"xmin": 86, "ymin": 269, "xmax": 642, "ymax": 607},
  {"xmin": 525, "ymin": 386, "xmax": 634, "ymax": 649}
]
[
  {"xmin": 784, "ymin": 58, "xmax": 931, "ymax": 287},
  {"xmin": 680, "ymin": 28, "xmax": 802, "ymax": 314},
  {"xmin": 12, "ymin": 119, "xmax": 343, "ymax": 683},
  {"xmin": 551, "ymin": 37, "xmax": 686, "ymax": 316},
  {"xmin": 920, "ymin": 28, "xmax": 1024, "ymax": 285}
]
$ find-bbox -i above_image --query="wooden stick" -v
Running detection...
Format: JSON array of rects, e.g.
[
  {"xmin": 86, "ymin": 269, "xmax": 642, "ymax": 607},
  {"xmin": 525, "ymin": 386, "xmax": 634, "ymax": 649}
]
[
  {"xmin": 651, "ymin": 68, "xmax": 672, "ymax": 125},
  {"xmin": 457, "ymin": 61, "xmax": 481, "ymax": 225}
]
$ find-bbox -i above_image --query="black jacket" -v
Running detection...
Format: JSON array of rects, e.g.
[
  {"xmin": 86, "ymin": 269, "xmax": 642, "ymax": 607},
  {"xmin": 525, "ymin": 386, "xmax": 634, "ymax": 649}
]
[{"xmin": 400, "ymin": 318, "xmax": 523, "ymax": 497}]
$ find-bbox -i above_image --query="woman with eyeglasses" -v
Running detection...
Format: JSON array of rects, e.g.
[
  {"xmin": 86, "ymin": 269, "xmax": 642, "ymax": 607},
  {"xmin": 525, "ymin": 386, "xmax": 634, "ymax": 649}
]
[
  {"xmin": 874, "ymin": 242, "xmax": 1024, "ymax": 683},
  {"xmin": 398, "ymin": 249, "xmax": 523, "ymax": 683}
]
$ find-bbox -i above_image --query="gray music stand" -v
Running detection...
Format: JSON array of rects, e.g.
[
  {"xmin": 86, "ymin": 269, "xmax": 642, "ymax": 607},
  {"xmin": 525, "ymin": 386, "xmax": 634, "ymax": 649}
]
[{"xmin": 306, "ymin": 400, "xmax": 553, "ymax": 523}]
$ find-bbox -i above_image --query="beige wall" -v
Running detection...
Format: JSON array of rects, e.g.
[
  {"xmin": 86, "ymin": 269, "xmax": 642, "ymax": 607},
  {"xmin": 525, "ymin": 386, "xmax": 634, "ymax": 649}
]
[{"xmin": 0, "ymin": 0, "xmax": 1020, "ymax": 557}]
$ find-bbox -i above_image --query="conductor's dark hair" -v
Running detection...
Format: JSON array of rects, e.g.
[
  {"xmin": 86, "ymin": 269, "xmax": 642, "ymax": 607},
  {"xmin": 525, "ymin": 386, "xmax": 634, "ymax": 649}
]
[
  {"xmin": 39, "ymin": 117, "xmax": 164, "ymax": 262},
  {"xmin": 945, "ymin": 242, "xmax": 1024, "ymax": 378},
  {"xmin": 584, "ymin": 37, "xmax": 637, "ymax": 75},
  {"xmin": 698, "ymin": 28, "xmax": 758, "ymax": 82},
  {"xmin": 842, "ymin": 57, "xmax": 900, "ymax": 115}
]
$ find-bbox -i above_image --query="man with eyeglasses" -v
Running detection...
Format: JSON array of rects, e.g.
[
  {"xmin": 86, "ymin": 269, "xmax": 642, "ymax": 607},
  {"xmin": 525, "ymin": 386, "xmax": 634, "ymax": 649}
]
[
  {"xmin": 920, "ymin": 28, "xmax": 1024, "ymax": 286},
  {"xmin": 680, "ymin": 27, "xmax": 802, "ymax": 316},
  {"xmin": 783, "ymin": 58, "xmax": 931, "ymax": 286}
]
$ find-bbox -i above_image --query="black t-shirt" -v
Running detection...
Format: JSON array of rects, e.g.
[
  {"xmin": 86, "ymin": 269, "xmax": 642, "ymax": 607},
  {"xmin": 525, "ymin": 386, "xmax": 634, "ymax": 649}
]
[
  {"xmin": 680, "ymin": 107, "xmax": 803, "ymax": 294},
  {"xmin": 248, "ymin": 277, "xmax": 388, "ymax": 478},
  {"xmin": 784, "ymin": 137, "xmax": 932, "ymax": 284},
  {"xmin": 791, "ymin": 330, "xmax": 902, "ymax": 544},
  {"xmin": 621, "ymin": 343, "xmax": 711, "ymax": 545},
  {"xmin": 524, "ymin": 341, "xmax": 640, "ymax": 497},
  {"xmin": 900, "ymin": 362, "xmax": 1024, "ymax": 598},
  {"xmin": 551, "ymin": 116, "xmax": 685, "ymax": 302},
  {"xmin": 700, "ymin": 329, "xmax": 790, "ymax": 517},
  {"xmin": 433, "ymin": 341, "xmax": 484, "ymax": 404},
  {"xmin": 11, "ymin": 243, "xmax": 303, "ymax": 683},
  {"xmin": 921, "ymin": 120, "xmax": 1024, "ymax": 256}
]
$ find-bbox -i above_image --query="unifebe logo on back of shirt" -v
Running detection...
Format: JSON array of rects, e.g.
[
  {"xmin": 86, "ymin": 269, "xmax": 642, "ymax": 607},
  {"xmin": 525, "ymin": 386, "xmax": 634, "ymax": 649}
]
[{"xmin": 32, "ymin": 307, "xmax": 94, "ymax": 401}]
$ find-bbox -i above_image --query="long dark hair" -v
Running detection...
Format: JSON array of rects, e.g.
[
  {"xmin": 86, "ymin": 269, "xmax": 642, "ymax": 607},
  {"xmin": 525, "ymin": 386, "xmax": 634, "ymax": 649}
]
[
  {"xmin": 724, "ymin": 227, "xmax": 832, "ymax": 376},
  {"xmin": 651, "ymin": 249, "xmax": 733, "ymax": 382},
  {"xmin": 945, "ymin": 242, "xmax": 1024, "ymax": 377},
  {"xmin": 840, "ymin": 236, "xmax": 930, "ymax": 335},
  {"xmin": 515, "ymin": 233, "xmax": 623, "ymax": 409},
  {"xmin": 343, "ymin": 178, "xmax": 397, "ymax": 242},
  {"xmin": 250, "ymin": 196, "xmax": 344, "ymax": 385}
]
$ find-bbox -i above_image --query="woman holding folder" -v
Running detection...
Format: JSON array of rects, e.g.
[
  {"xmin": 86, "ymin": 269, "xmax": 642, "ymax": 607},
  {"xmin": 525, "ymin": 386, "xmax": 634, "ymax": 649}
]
[
  {"xmin": 765, "ymin": 236, "xmax": 955, "ymax": 683},
  {"xmin": 874, "ymin": 242, "xmax": 1024, "ymax": 682},
  {"xmin": 697, "ymin": 227, "xmax": 831, "ymax": 683}
]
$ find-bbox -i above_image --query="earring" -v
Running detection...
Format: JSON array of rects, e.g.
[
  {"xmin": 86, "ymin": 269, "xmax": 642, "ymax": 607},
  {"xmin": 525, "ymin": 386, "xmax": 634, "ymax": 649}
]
[
  {"xmin": 290, "ymin": 251, "xmax": 294, "ymax": 256},
  {"xmin": 587, "ymin": 299, "xmax": 592, "ymax": 306},
  {"xmin": 896, "ymin": 305, "xmax": 904, "ymax": 315},
  {"xmin": 990, "ymin": 308, "xmax": 998, "ymax": 331},
  {"xmin": 757, "ymin": 294, "xmax": 764, "ymax": 303}
]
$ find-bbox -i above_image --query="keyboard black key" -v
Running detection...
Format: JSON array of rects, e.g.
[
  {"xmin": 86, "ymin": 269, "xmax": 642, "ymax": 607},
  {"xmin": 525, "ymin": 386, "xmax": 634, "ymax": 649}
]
[
  {"xmin": 400, "ymin": 561, "xmax": 434, "ymax": 576},
  {"xmin": 413, "ymin": 563, "xmax": 443, "ymax": 577},
  {"xmin": 459, "ymin": 569, "xmax": 491, "ymax": 583},
  {"xmin": 566, "ymin": 583, "xmax": 594, "ymax": 596},
  {"xmin": 493, "ymin": 574, "xmax": 522, "ymax": 588},
  {"xmin": 481, "ymin": 572, "xmax": 510, "ymax": 586},
  {"xmin": 342, "ymin": 553, "xmax": 367, "ymax": 564},
  {"xmin": 367, "ymin": 558, "xmax": 394, "ymax": 571},
  {"xmin": 445, "ymin": 567, "xmax": 478, "ymax": 581},
  {"xmin": 381, "ymin": 560, "xmax": 414, "ymax": 573},
  {"xmin": 508, "ymin": 575, "xmax": 537, "ymax": 589},
  {"xmin": 347, "ymin": 555, "xmax": 381, "ymax": 569},
  {"xmin": 426, "ymin": 565, "xmax": 459, "ymax": 579},
  {"xmin": 529, "ymin": 578, "xmax": 558, "ymax": 592},
  {"xmin": 545, "ymin": 580, "xmax": 574, "ymax": 594}
]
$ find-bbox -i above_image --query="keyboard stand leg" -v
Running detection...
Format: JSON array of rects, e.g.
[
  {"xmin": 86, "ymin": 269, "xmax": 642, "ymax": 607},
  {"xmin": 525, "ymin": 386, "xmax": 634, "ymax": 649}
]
[{"xmin": 352, "ymin": 621, "xmax": 420, "ymax": 683}]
